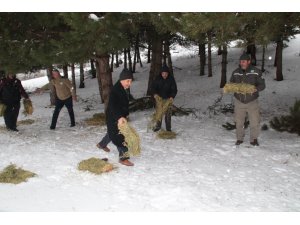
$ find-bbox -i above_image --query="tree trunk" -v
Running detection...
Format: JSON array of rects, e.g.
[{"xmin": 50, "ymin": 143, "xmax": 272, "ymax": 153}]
[
  {"xmin": 165, "ymin": 40, "xmax": 174, "ymax": 76},
  {"xmin": 110, "ymin": 53, "xmax": 114, "ymax": 72},
  {"xmin": 124, "ymin": 48, "xmax": 127, "ymax": 69},
  {"xmin": 261, "ymin": 45, "xmax": 266, "ymax": 72},
  {"xmin": 220, "ymin": 44, "xmax": 228, "ymax": 88},
  {"xmin": 63, "ymin": 64, "xmax": 68, "ymax": 78},
  {"xmin": 199, "ymin": 42, "xmax": 206, "ymax": 76},
  {"xmin": 207, "ymin": 31, "xmax": 213, "ymax": 77},
  {"xmin": 275, "ymin": 40, "xmax": 284, "ymax": 81},
  {"xmin": 46, "ymin": 65, "xmax": 56, "ymax": 105},
  {"xmin": 217, "ymin": 46, "xmax": 222, "ymax": 55},
  {"xmin": 274, "ymin": 43, "xmax": 278, "ymax": 67},
  {"xmin": 96, "ymin": 54, "xmax": 113, "ymax": 110},
  {"xmin": 147, "ymin": 36, "xmax": 162, "ymax": 96},
  {"xmin": 246, "ymin": 44, "xmax": 257, "ymax": 66},
  {"xmin": 71, "ymin": 63, "xmax": 77, "ymax": 95},
  {"xmin": 133, "ymin": 34, "xmax": 139, "ymax": 73},
  {"xmin": 115, "ymin": 51, "xmax": 119, "ymax": 68},
  {"xmin": 128, "ymin": 48, "xmax": 133, "ymax": 73},
  {"xmin": 79, "ymin": 63, "xmax": 85, "ymax": 88},
  {"xmin": 137, "ymin": 46, "xmax": 143, "ymax": 67},
  {"xmin": 163, "ymin": 41, "xmax": 167, "ymax": 65},
  {"xmin": 90, "ymin": 59, "xmax": 96, "ymax": 78},
  {"xmin": 95, "ymin": 60, "xmax": 104, "ymax": 104},
  {"xmin": 147, "ymin": 43, "xmax": 151, "ymax": 63}
]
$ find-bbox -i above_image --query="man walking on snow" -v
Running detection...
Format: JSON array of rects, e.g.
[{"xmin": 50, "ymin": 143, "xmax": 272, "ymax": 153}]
[
  {"xmin": 229, "ymin": 53, "xmax": 265, "ymax": 146},
  {"xmin": 106, "ymin": 68, "xmax": 134, "ymax": 166}
]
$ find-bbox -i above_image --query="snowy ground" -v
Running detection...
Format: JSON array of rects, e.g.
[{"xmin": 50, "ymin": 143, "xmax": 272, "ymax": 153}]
[{"xmin": 0, "ymin": 36, "xmax": 300, "ymax": 212}]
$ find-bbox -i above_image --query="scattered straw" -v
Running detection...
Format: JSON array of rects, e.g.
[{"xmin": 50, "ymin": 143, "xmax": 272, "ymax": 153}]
[
  {"xmin": 0, "ymin": 164, "xmax": 36, "ymax": 184},
  {"xmin": 118, "ymin": 120, "xmax": 141, "ymax": 156},
  {"xmin": 157, "ymin": 130, "xmax": 177, "ymax": 139},
  {"xmin": 17, "ymin": 119, "xmax": 35, "ymax": 126},
  {"xmin": 0, "ymin": 103, "xmax": 7, "ymax": 117},
  {"xmin": 23, "ymin": 99, "xmax": 34, "ymax": 116},
  {"xmin": 78, "ymin": 157, "xmax": 114, "ymax": 175},
  {"xmin": 85, "ymin": 113, "xmax": 106, "ymax": 126},
  {"xmin": 223, "ymin": 83, "xmax": 256, "ymax": 95}
]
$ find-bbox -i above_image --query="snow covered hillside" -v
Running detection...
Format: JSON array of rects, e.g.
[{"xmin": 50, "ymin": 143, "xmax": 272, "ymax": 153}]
[{"xmin": 0, "ymin": 36, "xmax": 299, "ymax": 211}]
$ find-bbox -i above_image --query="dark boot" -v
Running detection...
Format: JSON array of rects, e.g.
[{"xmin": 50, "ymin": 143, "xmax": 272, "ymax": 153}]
[
  {"xmin": 153, "ymin": 121, "xmax": 162, "ymax": 132},
  {"xmin": 250, "ymin": 139, "xmax": 259, "ymax": 146},
  {"xmin": 235, "ymin": 140, "xmax": 243, "ymax": 145}
]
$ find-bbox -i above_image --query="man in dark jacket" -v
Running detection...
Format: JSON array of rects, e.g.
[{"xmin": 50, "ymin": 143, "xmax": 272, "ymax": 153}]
[
  {"xmin": 152, "ymin": 65, "xmax": 177, "ymax": 132},
  {"xmin": 0, "ymin": 72, "xmax": 30, "ymax": 131},
  {"xmin": 106, "ymin": 68, "xmax": 134, "ymax": 166},
  {"xmin": 230, "ymin": 53, "xmax": 266, "ymax": 146}
]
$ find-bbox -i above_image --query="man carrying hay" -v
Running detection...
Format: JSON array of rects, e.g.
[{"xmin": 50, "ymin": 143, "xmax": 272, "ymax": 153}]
[
  {"xmin": 151, "ymin": 65, "xmax": 177, "ymax": 132},
  {"xmin": 106, "ymin": 68, "xmax": 135, "ymax": 166},
  {"xmin": 229, "ymin": 53, "xmax": 265, "ymax": 146},
  {"xmin": 50, "ymin": 69, "xmax": 77, "ymax": 130},
  {"xmin": 0, "ymin": 72, "xmax": 30, "ymax": 132}
]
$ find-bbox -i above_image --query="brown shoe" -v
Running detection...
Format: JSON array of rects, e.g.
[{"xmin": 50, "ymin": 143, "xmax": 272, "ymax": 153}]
[
  {"xmin": 96, "ymin": 143, "xmax": 110, "ymax": 152},
  {"xmin": 119, "ymin": 159, "xmax": 134, "ymax": 166}
]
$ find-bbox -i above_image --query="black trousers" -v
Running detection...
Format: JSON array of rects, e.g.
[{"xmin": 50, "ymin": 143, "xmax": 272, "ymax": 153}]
[
  {"xmin": 50, "ymin": 97, "xmax": 75, "ymax": 128},
  {"xmin": 4, "ymin": 102, "xmax": 20, "ymax": 130}
]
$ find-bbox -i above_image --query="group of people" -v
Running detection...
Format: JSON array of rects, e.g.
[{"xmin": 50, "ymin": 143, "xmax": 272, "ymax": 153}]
[{"xmin": 0, "ymin": 52, "xmax": 265, "ymax": 167}]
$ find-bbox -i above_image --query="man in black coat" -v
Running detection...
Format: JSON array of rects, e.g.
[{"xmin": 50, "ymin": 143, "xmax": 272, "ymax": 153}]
[
  {"xmin": 106, "ymin": 68, "xmax": 134, "ymax": 166},
  {"xmin": 152, "ymin": 65, "xmax": 178, "ymax": 132},
  {"xmin": 0, "ymin": 72, "xmax": 30, "ymax": 131}
]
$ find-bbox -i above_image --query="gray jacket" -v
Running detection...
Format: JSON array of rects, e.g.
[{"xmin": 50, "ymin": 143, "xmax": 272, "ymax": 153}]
[{"xmin": 230, "ymin": 65, "xmax": 266, "ymax": 104}]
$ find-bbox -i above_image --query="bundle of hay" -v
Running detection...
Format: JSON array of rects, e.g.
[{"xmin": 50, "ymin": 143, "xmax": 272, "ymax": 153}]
[
  {"xmin": 157, "ymin": 130, "xmax": 177, "ymax": 139},
  {"xmin": 85, "ymin": 113, "xmax": 106, "ymax": 126},
  {"xmin": 0, "ymin": 103, "xmax": 6, "ymax": 117},
  {"xmin": 149, "ymin": 95, "xmax": 173, "ymax": 129},
  {"xmin": 78, "ymin": 157, "xmax": 114, "ymax": 174},
  {"xmin": 0, "ymin": 164, "xmax": 36, "ymax": 184},
  {"xmin": 23, "ymin": 99, "xmax": 34, "ymax": 116},
  {"xmin": 17, "ymin": 119, "xmax": 35, "ymax": 126},
  {"xmin": 118, "ymin": 120, "xmax": 141, "ymax": 156},
  {"xmin": 223, "ymin": 83, "xmax": 256, "ymax": 95}
]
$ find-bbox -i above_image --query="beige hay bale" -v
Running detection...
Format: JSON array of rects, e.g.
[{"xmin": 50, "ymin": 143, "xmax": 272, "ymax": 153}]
[
  {"xmin": 85, "ymin": 113, "xmax": 106, "ymax": 126},
  {"xmin": 17, "ymin": 119, "xmax": 35, "ymax": 125},
  {"xmin": 23, "ymin": 99, "xmax": 34, "ymax": 116},
  {"xmin": 149, "ymin": 96, "xmax": 173, "ymax": 129},
  {"xmin": 157, "ymin": 130, "xmax": 177, "ymax": 139},
  {"xmin": 0, "ymin": 103, "xmax": 7, "ymax": 117},
  {"xmin": 0, "ymin": 164, "xmax": 36, "ymax": 184},
  {"xmin": 118, "ymin": 120, "xmax": 141, "ymax": 156},
  {"xmin": 78, "ymin": 157, "xmax": 114, "ymax": 174},
  {"xmin": 223, "ymin": 83, "xmax": 256, "ymax": 95}
]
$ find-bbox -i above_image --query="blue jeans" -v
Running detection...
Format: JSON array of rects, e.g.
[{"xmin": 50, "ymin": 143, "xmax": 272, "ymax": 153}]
[{"xmin": 99, "ymin": 133, "xmax": 129, "ymax": 161}]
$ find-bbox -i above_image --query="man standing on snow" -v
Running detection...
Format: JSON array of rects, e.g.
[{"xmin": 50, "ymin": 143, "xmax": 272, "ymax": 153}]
[
  {"xmin": 106, "ymin": 68, "xmax": 134, "ymax": 166},
  {"xmin": 152, "ymin": 65, "xmax": 177, "ymax": 132},
  {"xmin": 0, "ymin": 72, "xmax": 30, "ymax": 132},
  {"xmin": 50, "ymin": 69, "xmax": 77, "ymax": 130},
  {"xmin": 229, "ymin": 53, "xmax": 265, "ymax": 146}
]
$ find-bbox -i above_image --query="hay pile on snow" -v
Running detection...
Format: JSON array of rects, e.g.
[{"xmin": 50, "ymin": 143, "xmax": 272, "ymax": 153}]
[
  {"xmin": 118, "ymin": 120, "xmax": 141, "ymax": 156},
  {"xmin": 18, "ymin": 119, "xmax": 35, "ymax": 125},
  {"xmin": 78, "ymin": 158, "xmax": 114, "ymax": 174},
  {"xmin": 157, "ymin": 130, "xmax": 177, "ymax": 139},
  {"xmin": 85, "ymin": 113, "xmax": 106, "ymax": 126},
  {"xmin": 223, "ymin": 83, "xmax": 256, "ymax": 95},
  {"xmin": 0, "ymin": 164, "xmax": 36, "ymax": 184}
]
